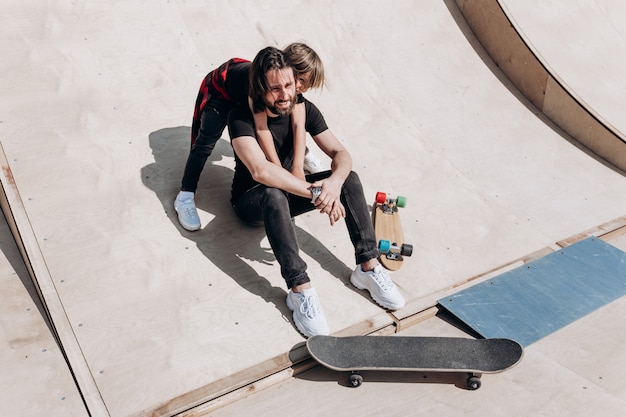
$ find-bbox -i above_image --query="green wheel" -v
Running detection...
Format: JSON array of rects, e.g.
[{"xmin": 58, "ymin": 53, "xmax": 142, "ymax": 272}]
[
  {"xmin": 396, "ymin": 195, "xmax": 407, "ymax": 208},
  {"xmin": 378, "ymin": 239, "xmax": 391, "ymax": 253}
]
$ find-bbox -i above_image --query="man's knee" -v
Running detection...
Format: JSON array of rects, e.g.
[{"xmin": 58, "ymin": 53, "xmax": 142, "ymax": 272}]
[
  {"xmin": 343, "ymin": 171, "xmax": 364, "ymax": 192},
  {"xmin": 261, "ymin": 188, "xmax": 289, "ymax": 212},
  {"xmin": 346, "ymin": 170, "xmax": 359, "ymax": 183}
]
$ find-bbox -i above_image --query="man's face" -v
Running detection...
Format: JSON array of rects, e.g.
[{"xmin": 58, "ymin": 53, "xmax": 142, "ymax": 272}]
[{"xmin": 264, "ymin": 67, "xmax": 296, "ymax": 116}]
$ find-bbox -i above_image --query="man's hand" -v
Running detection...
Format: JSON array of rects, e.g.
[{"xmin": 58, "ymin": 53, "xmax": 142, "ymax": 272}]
[
  {"xmin": 311, "ymin": 177, "xmax": 346, "ymax": 225},
  {"xmin": 326, "ymin": 201, "xmax": 346, "ymax": 226}
]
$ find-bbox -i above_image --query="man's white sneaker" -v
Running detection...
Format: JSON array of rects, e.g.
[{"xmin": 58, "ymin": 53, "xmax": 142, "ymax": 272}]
[
  {"xmin": 303, "ymin": 150, "xmax": 324, "ymax": 174},
  {"xmin": 174, "ymin": 193, "xmax": 201, "ymax": 231},
  {"xmin": 350, "ymin": 265, "xmax": 405, "ymax": 310},
  {"xmin": 286, "ymin": 288, "xmax": 330, "ymax": 337}
]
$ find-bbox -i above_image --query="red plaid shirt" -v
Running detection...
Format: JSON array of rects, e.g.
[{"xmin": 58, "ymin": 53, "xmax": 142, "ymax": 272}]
[{"xmin": 191, "ymin": 58, "xmax": 250, "ymax": 144}]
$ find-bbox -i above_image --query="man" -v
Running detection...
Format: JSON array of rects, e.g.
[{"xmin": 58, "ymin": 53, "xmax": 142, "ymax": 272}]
[
  {"xmin": 228, "ymin": 47, "xmax": 405, "ymax": 337},
  {"xmin": 174, "ymin": 45, "xmax": 325, "ymax": 231}
]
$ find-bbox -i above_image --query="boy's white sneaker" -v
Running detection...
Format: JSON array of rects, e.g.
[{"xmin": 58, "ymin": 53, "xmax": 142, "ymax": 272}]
[
  {"xmin": 350, "ymin": 265, "xmax": 405, "ymax": 310},
  {"xmin": 286, "ymin": 287, "xmax": 330, "ymax": 337},
  {"xmin": 303, "ymin": 150, "xmax": 324, "ymax": 174},
  {"xmin": 174, "ymin": 192, "xmax": 201, "ymax": 231}
]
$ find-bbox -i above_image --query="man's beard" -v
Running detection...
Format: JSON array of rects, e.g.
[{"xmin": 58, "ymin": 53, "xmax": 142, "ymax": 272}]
[{"xmin": 267, "ymin": 97, "xmax": 295, "ymax": 116}]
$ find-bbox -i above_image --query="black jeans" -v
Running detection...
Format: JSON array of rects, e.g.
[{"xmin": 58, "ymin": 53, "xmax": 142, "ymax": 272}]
[
  {"xmin": 232, "ymin": 170, "xmax": 379, "ymax": 289},
  {"xmin": 181, "ymin": 97, "xmax": 230, "ymax": 192}
]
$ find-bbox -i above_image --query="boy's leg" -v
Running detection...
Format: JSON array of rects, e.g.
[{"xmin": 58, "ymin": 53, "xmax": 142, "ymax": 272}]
[
  {"xmin": 175, "ymin": 99, "xmax": 228, "ymax": 231},
  {"xmin": 180, "ymin": 101, "xmax": 228, "ymax": 193}
]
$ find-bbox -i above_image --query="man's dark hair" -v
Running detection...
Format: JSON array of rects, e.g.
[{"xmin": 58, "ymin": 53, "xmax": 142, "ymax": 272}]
[{"xmin": 249, "ymin": 46, "xmax": 293, "ymax": 114}]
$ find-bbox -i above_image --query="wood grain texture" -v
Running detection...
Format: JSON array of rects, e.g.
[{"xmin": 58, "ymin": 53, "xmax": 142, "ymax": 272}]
[
  {"xmin": 373, "ymin": 203, "xmax": 407, "ymax": 271},
  {"xmin": 2, "ymin": 0, "xmax": 626, "ymax": 415}
]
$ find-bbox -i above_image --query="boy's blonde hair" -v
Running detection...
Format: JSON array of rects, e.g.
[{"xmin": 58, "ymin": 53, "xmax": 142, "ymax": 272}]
[{"xmin": 283, "ymin": 42, "xmax": 325, "ymax": 90}]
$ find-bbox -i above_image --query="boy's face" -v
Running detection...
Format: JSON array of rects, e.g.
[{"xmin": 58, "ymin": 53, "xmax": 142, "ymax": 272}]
[
  {"xmin": 264, "ymin": 67, "xmax": 296, "ymax": 116},
  {"xmin": 296, "ymin": 72, "xmax": 311, "ymax": 94}
]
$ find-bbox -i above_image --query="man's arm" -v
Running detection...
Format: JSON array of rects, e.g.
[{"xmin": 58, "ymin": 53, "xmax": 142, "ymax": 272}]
[
  {"xmin": 313, "ymin": 128, "xmax": 352, "ymax": 182},
  {"xmin": 231, "ymin": 135, "xmax": 312, "ymax": 198}
]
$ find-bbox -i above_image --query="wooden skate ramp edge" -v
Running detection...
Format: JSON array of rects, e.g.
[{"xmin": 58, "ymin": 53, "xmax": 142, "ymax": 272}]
[
  {"xmin": 0, "ymin": 142, "xmax": 108, "ymax": 416},
  {"xmin": 455, "ymin": 0, "xmax": 626, "ymax": 173}
]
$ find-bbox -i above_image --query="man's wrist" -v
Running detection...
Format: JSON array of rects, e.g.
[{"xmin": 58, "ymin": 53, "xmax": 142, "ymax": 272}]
[{"xmin": 309, "ymin": 186, "xmax": 322, "ymax": 203}]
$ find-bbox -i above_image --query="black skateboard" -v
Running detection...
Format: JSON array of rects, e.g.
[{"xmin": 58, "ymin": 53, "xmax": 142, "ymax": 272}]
[{"xmin": 307, "ymin": 335, "xmax": 523, "ymax": 389}]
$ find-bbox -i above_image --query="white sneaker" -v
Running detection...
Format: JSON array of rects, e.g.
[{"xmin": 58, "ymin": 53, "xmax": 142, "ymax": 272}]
[
  {"xmin": 286, "ymin": 288, "xmax": 330, "ymax": 337},
  {"xmin": 303, "ymin": 150, "xmax": 324, "ymax": 174},
  {"xmin": 350, "ymin": 265, "xmax": 405, "ymax": 310},
  {"xmin": 174, "ymin": 192, "xmax": 201, "ymax": 231}
]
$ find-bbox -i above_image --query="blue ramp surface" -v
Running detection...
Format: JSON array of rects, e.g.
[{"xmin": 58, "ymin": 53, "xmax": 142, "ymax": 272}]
[{"xmin": 439, "ymin": 237, "xmax": 626, "ymax": 346}]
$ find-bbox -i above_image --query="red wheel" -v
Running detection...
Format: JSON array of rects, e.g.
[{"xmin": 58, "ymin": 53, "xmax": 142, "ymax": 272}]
[{"xmin": 375, "ymin": 192, "xmax": 387, "ymax": 204}]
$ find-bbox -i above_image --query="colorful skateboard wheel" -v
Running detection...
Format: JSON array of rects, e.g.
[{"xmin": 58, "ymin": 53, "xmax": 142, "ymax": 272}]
[
  {"xmin": 379, "ymin": 241, "xmax": 413, "ymax": 257},
  {"xmin": 375, "ymin": 192, "xmax": 407, "ymax": 208}
]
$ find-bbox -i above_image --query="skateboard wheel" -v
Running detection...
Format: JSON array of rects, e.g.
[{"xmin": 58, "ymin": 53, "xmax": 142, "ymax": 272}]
[
  {"xmin": 396, "ymin": 195, "xmax": 407, "ymax": 208},
  {"xmin": 400, "ymin": 243, "xmax": 413, "ymax": 257},
  {"xmin": 467, "ymin": 376, "xmax": 481, "ymax": 390},
  {"xmin": 378, "ymin": 239, "xmax": 391, "ymax": 253},
  {"xmin": 375, "ymin": 192, "xmax": 387, "ymax": 204},
  {"xmin": 349, "ymin": 372, "xmax": 363, "ymax": 388}
]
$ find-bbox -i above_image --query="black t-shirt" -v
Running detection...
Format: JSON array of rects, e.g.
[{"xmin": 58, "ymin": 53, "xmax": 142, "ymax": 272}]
[{"xmin": 228, "ymin": 97, "xmax": 328, "ymax": 204}]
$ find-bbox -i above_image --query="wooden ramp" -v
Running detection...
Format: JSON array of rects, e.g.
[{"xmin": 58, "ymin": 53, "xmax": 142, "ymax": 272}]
[
  {"xmin": 1, "ymin": 0, "xmax": 626, "ymax": 416},
  {"xmin": 0, "ymin": 165, "xmax": 89, "ymax": 416},
  {"xmin": 456, "ymin": 0, "xmax": 626, "ymax": 172}
]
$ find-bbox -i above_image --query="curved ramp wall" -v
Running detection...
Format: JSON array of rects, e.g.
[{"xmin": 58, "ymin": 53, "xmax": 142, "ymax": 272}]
[{"xmin": 456, "ymin": 0, "xmax": 626, "ymax": 173}]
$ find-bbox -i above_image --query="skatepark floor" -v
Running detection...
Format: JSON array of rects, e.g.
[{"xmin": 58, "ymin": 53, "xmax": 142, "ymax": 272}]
[{"xmin": 2, "ymin": 1, "xmax": 626, "ymax": 416}]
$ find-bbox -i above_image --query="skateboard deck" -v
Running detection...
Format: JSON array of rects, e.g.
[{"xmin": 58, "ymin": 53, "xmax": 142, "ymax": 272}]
[
  {"xmin": 373, "ymin": 192, "xmax": 412, "ymax": 270},
  {"xmin": 307, "ymin": 335, "xmax": 523, "ymax": 389}
]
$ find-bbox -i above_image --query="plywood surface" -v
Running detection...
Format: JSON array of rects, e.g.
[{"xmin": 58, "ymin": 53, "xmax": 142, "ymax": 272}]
[
  {"xmin": 207, "ymin": 297, "xmax": 626, "ymax": 417},
  {"xmin": 1, "ymin": 0, "xmax": 626, "ymax": 416},
  {"xmin": 500, "ymin": 0, "xmax": 626, "ymax": 139},
  {"xmin": 0, "ymin": 212, "xmax": 88, "ymax": 417},
  {"xmin": 373, "ymin": 204, "xmax": 407, "ymax": 271}
]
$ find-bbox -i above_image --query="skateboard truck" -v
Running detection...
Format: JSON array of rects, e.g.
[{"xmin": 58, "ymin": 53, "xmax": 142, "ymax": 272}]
[
  {"xmin": 349, "ymin": 370, "xmax": 480, "ymax": 390},
  {"xmin": 376, "ymin": 191, "xmax": 406, "ymax": 214},
  {"xmin": 378, "ymin": 239, "xmax": 413, "ymax": 261}
]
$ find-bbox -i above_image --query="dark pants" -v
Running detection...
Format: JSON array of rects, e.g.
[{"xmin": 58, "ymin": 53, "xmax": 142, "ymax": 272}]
[
  {"xmin": 233, "ymin": 171, "xmax": 379, "ymax": 289},
  {"xmin": 181, "ymin": 97, "xmax": 230, "ymax": 192}
]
